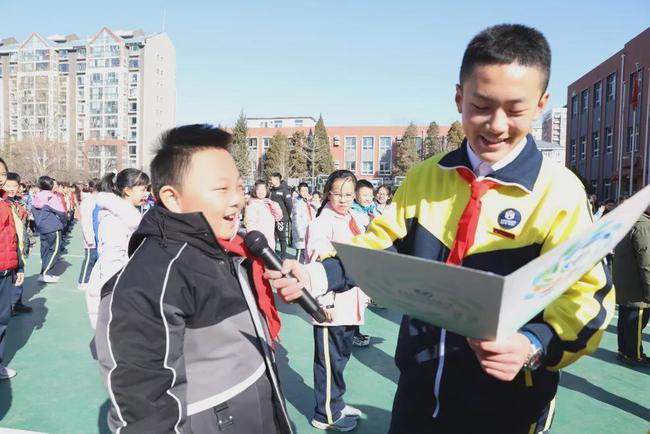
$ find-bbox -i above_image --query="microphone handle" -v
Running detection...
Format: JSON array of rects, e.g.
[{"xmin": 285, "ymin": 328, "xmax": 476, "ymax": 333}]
[{"xmin": 261, "ymin": 248, "xmax": 328, "ymax": 323}]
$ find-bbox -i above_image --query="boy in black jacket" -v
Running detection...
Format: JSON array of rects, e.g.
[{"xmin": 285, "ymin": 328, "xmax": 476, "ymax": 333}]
[{"xmin": 95, "ymin": 125, "xmax": 293, "ymax": 434}]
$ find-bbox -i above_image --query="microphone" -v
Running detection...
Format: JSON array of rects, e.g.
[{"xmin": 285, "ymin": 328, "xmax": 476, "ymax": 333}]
[{"xmin": 244, "ymin": 230, "xmax": 327, "ymax": 323}]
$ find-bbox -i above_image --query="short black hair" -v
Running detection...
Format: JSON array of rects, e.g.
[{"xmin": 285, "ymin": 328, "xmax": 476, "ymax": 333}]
[
  {"xmin": 150, "ymin": 124, "xmax": 232, "ymax": 198},
  {"xmin": 298, "ymin": 182, "xmax": 309, "ymax": 190},
  {"xmin": 460, "ymin": 24, "xmax": 551, "ymax": 92},
  {"xmin": 38, "ymin": 175, "xmax": 55, "ymax": 191},
  {"xmin": 6, "ymin": 172, "xmax": 20, "ymax": 183},
  {"xmin": 271, "ymin": 173, "xmax": 282, "ymax": 180},
  {"xmin": 355, "ymin": 179, "xmax": 374, "ymax": 193}
]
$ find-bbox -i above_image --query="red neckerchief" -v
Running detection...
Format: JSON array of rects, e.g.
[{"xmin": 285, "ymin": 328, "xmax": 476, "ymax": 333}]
[
  {"xmin": 446, "ymin": 167, "xmax": 499, "ymax": 265},
  {"xmin": 348, "ymin": 214, "xmax": 362, "ymax": 236},
  {"xmin": 218, "ymin": 235, "xmax": 281, "ymax": 342}
]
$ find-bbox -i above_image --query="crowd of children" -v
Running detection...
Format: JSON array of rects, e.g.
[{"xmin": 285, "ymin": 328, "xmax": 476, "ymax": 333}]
[{"xmin": 2, "ymin": 23, "xmax": 642, "ymax": 434}]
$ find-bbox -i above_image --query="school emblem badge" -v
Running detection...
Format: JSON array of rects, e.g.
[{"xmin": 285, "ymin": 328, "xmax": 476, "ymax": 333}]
[{"xmin": 498, "ymin": 208, "xmax": 521, "ymax": 229}]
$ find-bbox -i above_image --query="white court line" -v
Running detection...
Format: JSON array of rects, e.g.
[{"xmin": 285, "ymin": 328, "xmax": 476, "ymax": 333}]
[{"xmin": 0, "ymin": 428, "xmax": 49, "ymax": 434}]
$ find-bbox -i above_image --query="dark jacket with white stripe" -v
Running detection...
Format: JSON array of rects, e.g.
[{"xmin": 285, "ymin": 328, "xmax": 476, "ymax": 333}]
[{"xmin": 95, "ymin": 205, "xmax": 293, "ymax": 434}]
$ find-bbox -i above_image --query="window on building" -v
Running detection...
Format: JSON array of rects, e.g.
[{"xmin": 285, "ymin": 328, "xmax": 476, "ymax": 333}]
[
  {"xmin": 580, "ymin": 136, "xmax": 586, "ymax": 159},
  {"xmin": 129, "ymin": 102, "xmax": 137, "ymax": 112},
  {"xmin": 129, "ymin": 59, "xmax": 139, "ymax": 69},
  {"xmin": 105, "ymin": 101, "xmax": 118, "ymax": 114},
  {"xmin": 605, "ymin": 127, "xmax": 613, "ymax": 154},
  {"xmin": 58, "ymin": 63, "xmax": 69, "ymax": 73},
  {"xmin": 570, "ymin": 139, "xmax": 576, "ymax": 163},
  {"xmin": 273, "ymin": 120, "xmax": 283, "ymax": 128},
  {"xmin": 379, "ymin": 136, "xmax": 392, "ymax": 175},
  {"xmin": 345, "ymin": 137, "xmax": 357, "ymax": 172},
  {"xmin": 129, "ymin": 130, "xmax": 137, "ymax": 141},
  {"xmin": 603, "ymin": 180, "xmax": 611, "ymax": 199},
  {"xmin": 248, "ymin": 137, "xmax": 258, "ymax": 152},
  {"xmin": 571, "ymin": 95, "xmax": 578, "ymax": 118},
  {"xmin": 627, "ymin": 126, "xmax": 640, "ymax": 152},
  {"xmin": 581, "ymin": 90, "xmax": 589, "ymax": 113},
  {"xmin": 606, "ymin": 73, "xmax": 616, "ymax": 101},
  {"xmin": 294, "ymin": 119, "xmax": 303, "ymax": 127},
  {"xmin": 76, "ymin": 62, "xmax": 86, "ymax": 72},
  {"xmin": 361, "ymin": 137, "xmax": 374, "ymax": 175},
  {"xmin": 129, "ymin": 116, "xmax": 137, "ymax": 126},
  {"xmin": 592, "ymin": 131, "xmax": 600, "ymax": 158},
  {"xmin": 590, "ymin": 180, "xmax": 598, "ymax": 195},
  {"xmin": 593, "ymin": 81, "xmax": 601, "ymax": 107}
]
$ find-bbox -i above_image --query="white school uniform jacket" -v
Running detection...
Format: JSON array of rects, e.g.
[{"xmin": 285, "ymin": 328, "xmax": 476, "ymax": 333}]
[{"xmin": 304, "ymin": 203, "xmax": 369, "ymax": 326}]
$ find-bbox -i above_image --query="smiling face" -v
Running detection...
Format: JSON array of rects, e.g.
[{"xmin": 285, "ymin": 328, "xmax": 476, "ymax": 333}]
[
  {"xmin": 160, "ymin": 148, "xmax": 244, "ymax": 240},
  {"xmin": 356, "ymin": 186, "xmax": 374, "ymax": 207},
  {"xmin": 455, "ymin": 62, "xmax": 549, "ymax": 164}
]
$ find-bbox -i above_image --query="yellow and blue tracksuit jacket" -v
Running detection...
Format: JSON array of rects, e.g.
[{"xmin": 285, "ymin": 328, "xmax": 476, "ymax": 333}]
[{"xmin": 320, "ymin": 135, "xmax": 614, "ymax": 429}]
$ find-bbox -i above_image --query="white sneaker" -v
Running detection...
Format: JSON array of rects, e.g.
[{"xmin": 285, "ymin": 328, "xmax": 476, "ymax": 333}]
[
  {"xmin": 342, "ymin": 405, "xmax": 363, "ymax": 419},
  {"xmin": 0, "ymin": 366, "xmax": 17, "ymax": 380},
  {"xmin": 311, "ymin": 415, "xmax": 357, "ymax": 431},
  {"xmin": 352, "ymin": 335, "xmax": 370, "ymax": 347},
  {"xmin": 38, "ymin": 274, "xmax": 59, "ymax": 283}
]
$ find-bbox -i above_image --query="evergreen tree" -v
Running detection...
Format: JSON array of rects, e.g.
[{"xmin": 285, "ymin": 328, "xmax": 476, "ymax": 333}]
[
  {"xmin": 231, "ymin": 110, "xmax": 251, "ymax": 180},
  {"xmin": 393, "ymin": 122, "xmax": 419, "ymax": 176},
  {"xmin": 289, "ymin": 130, "xmax": 309, "ymax": 178},
  {"xmin": 424, "ymin": 121, "xmax": 444, "ymax": 158},
  {"xmin": 446, "ymin": 121, "xmax": 465, "ymax": 150},
  {"xmin": 313, "ymin": 115, "xmax": 334, "ymax": 175},
  {"xmin": 264, "ymin": 131, "xmax": 290, "ymax": 178}
]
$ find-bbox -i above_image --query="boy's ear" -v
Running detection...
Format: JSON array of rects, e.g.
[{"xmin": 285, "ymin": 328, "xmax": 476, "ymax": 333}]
[
  {"xmin": 455, "ymin": 84, "xmax": 463, "ymax": 114},
  {"xmin": 533, "ymin": 91, "xmax": 551, "ymax": 121},
  {"xmin": 158, "ymin": 185, "xmax": 183, "ymax": 212}
]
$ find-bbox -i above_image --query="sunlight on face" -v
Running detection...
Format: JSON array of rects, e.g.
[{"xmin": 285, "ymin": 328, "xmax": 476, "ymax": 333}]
[
  {"xmin": 177, "ymin": 148, "xmax": 245, "ymax": 240},
  {"xmin": 328, "ymin": 178, "xmax": 355, "ymax": 215},
  {"xmin": 455, "ymin": 63, "xmax": 549, "ymax": 164}
]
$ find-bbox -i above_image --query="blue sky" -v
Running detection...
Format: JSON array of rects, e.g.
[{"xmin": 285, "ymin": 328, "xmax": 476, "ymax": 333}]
[{"xmin": 2, "ymin": 0, "xmax": 649, "ymax": 127}]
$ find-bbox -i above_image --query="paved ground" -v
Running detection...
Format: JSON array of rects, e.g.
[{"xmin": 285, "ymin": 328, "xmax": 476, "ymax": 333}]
[{"xmin": 0, "ymin": 226, "xmax": 648, "ymax": 433}]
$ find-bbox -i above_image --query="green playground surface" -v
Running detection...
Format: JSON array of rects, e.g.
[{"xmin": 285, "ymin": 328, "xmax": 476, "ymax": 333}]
[{"xmin": 0, "ymin": 226, "xmax": 648, "ymax": 433}]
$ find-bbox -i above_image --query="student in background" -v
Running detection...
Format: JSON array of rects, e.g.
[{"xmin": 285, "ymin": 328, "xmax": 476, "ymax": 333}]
[
  {"xmin": 0, "ymin": 157, "xmax": 23, "ymax": 380},
  {"xmin": 32, "ymin": 176, "xmax": 67, "ymax": 283},
  {"xmin": 613, "ymin": 206, "xmax": 650, "ymax": 367},
  {"xmin": 78, "ymin": 179, "xmax": 100, "ymax": 290},
  {"xmin": 291, "ymin": 182, "xmax": 315, "ymax": 263},
  {"xmin": 310, "ymin": 191, "xmax": 322, "ymax": 211},
  {"xmin": 269, "ymin": 173, "xmax": 292, "ymax": 260},
  {"xmin": 245, "ymin": 180, "xmax": 283, "ymax": 247},
  {"xmin": 85, "ymin": 169, "xmax": 149, "ymax": 329},
  {"xmin": 2, "ymin": 172, "xmax": 32, "ymax": 314},
  {"xmin": 374, "ymin": 185, "xmax": 392, "ymax": 215},
  {"xmin": 304, "ymin": 170, "xmax": 369, "ymax": 432}
]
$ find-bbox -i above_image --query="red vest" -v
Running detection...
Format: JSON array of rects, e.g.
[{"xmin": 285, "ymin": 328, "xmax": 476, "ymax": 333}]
[{"xmin": 0, "ymin": 201, "xmax": 18, "ymax": 271}]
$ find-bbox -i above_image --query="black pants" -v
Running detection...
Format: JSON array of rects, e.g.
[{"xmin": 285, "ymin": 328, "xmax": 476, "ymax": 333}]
[
  {"xmin": 275, "ymin": 221, "xmax": 289, "ymax": 260},
  {"xmin": 313, "ymin": 325, "xmax": 355, "ymax": 424},
  {"xmin": 40, "ymin": 231, "xmax": 61, "ymax": 275},
  {"xmin": 617, "ymin": 305, "xmax": 650, "ymax": 359},
  {"xmin": 78, "ymin": 247, "xmax": 98, "ymax": 284},
  {"xmin": 0, "ymin": 272, "xmax": 14, "ymax": 364},
  {"xmin": 389, "ymin": 372, "xmax": 555, "ymax": 434}
]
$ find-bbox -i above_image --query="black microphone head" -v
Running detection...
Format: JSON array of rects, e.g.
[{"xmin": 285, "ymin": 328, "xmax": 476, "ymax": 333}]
[{"xmin": 244, "ymin": 230, "xmax": 269, "ymax": 257}]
